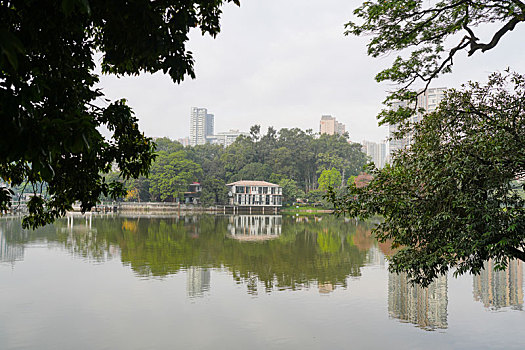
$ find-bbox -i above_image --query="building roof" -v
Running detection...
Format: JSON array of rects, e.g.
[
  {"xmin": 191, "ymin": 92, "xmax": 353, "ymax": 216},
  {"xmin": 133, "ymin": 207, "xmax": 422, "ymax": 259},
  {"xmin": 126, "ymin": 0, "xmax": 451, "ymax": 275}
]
[{"xmin": 226, "ymin": 180, "xmax": 279, "ymax": 187}]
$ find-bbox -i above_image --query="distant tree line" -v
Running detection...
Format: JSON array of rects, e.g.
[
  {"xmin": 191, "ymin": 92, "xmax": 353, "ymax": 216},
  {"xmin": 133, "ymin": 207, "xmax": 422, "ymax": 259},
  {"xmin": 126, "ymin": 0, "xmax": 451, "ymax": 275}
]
[{"xmin": 110, "ymin": 125, "xmax": 368, "ymax": 205}]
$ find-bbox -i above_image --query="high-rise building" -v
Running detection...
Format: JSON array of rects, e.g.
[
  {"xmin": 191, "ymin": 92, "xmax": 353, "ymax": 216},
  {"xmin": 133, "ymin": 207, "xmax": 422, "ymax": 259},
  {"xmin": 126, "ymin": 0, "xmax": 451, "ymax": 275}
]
[
  {"xmin": 361, "ymin": 140, "xmax": 387, "ymax": 169},
  {"xmin": 388, "ymin": 88, "xmax": 446, "ymax": 160},
  {"xmin": 320, "ymin": 115, "xmax": 346, "ymax": 136},
  {"xmin": 189, "ymin": 107, "xmax": 215, "ymax": 146},
  {"xmin": 205, "ymin": 113, "xmax": 214, "ymax": 137},
  {"xmin": 387, "ymin": 100, "xmax": 410, "ymax": 160}
]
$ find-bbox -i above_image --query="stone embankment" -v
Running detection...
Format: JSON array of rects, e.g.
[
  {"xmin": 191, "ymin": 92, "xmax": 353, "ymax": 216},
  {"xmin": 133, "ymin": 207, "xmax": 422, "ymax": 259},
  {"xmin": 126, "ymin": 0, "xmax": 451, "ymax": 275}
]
[{"xmin": 117, "ymin": 202, "xmax": 233, "ymax": 214}]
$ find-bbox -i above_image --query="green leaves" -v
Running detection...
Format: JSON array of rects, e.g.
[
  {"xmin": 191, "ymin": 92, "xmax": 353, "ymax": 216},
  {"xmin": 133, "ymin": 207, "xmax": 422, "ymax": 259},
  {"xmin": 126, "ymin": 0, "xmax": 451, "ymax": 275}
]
[
  {"xmin": 347, "ymin": 0, "xmax": 525, "ymax": 125},
  {"xmin": 148, "ymin": 151, "xmax": 202, "ymax": 202},
  {"xmin": 61, "ymin": 0, "xmax": 91, "ymax": 16},
  {"xmin": 0, "ymin": 1, "xmax": 237, "ymax": 227},
  {"xmin": 0, "ymin": 28, "xmax": 24, "ymax": 70},
  {"xmin": 344, "ymin": 0, "xmax": 525, "ymax": 284},
  {"xmin": 332, "ymin": 72, "xmax": 525, "ymax": 286},
  {"xmin": 318, "ymin": 168, "xmax": 342, "ymax": 191}
]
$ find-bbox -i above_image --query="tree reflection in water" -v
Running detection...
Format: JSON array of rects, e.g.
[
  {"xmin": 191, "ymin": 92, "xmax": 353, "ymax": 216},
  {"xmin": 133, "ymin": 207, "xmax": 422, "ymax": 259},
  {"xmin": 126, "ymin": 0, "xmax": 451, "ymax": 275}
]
[
  {"xmin": 2, "ymin": 214, "xmax": 523, "ymax": 332},
  {"xmin": 0, "ymin": 214, "xmax": 377, "ymax": 294}
]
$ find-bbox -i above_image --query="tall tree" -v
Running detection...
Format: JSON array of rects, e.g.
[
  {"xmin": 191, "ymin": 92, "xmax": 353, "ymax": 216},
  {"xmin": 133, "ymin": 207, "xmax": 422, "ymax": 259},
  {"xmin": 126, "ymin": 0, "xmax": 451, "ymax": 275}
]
[
  {"xmin": 341, "ymin": 0, "xmax": 525, "ymax": 284},
  {"xmin": 279, "ymin": 178, "xmax": 305, "ymax": 204},
  {"xmin": 332, "ymin": 72, "xmax": 525, "ymax": 286},
  {"xmin": 318, "ymin": 168, "xmax": 342, "ymax": 191},
  {"xmin": 221, "ymin": 135, "xmax": 256, "ymax": 181},
  {"xmin": 200, "ymin": 177, "xmax": 228, "ymax": 205},
  {"xmin": 0, "ymin": 0, "xmax": 238, "ymax": 227},
  {"xmin": 316, "ymin": 134, "xmax": 368, "ymax": 186},
  {"xmin": 148, "ymin": 151, "xmax": 202, "ymax": 202},
  {"xmin": 258, "ymin": 126, "xmax": 278, "ymax": 164}
]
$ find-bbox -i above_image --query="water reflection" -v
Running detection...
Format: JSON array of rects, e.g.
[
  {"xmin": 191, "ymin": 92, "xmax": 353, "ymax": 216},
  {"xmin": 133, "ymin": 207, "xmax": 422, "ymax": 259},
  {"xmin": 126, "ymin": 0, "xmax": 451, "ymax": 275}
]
[
  {"xmin": 187, "ymin": 267, "xmax": 211, "ymax": 298},
  {"xmin": 388, "ymin": 272, "xmax": 448, "ymax": 330},
  {"xmin": 228, "ymin": 215, "xmax": 282, "ymax": 241},
  {"xmin": 0, "ymin": 219, "xmax": 24, "ymax": 264},
  {"xmin": 2, "ymin": 214, "xmax": 525, "ymax": 334},
  {"xmin": 473, "ymin": 259, "xmax": 523, "ymax": 310},
  {"xmin": 59, "ymin": 213, "xmax": 119, "ymax": 262},
  {"xmin": 0, "ymin": 214, "xmax": 372, "ymax": 294}
]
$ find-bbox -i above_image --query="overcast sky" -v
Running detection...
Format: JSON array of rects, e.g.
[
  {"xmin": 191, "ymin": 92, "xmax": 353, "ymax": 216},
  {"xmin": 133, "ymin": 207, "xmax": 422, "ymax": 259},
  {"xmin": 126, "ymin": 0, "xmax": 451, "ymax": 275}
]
[{"xmin": 97, "ymin": 0, "xmax": 525, "ymax": 143}]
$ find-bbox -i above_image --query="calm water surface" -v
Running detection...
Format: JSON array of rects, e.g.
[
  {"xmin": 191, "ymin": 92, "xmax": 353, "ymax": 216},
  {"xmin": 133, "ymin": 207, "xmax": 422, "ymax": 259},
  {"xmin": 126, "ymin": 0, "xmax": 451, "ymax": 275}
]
[{"xmin": 0, "ymin": 214, "xmax": 524, "ymax": 349}]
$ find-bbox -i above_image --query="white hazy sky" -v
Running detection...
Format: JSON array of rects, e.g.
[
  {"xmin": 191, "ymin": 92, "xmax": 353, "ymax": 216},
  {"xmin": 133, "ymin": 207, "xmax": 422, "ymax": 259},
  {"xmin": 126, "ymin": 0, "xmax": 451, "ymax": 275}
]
[{"xmin": 97, "ymin": 0, "xmax": 525, "ymax": 143}]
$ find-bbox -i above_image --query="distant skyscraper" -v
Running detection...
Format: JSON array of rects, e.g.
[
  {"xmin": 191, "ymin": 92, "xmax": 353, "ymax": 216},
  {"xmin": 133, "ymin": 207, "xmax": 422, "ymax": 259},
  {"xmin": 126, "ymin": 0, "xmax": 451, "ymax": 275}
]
[
  {"xmin": 388, "ymin": 88, "xmax": 446, "ymax": 161},
  {"xmin": 190, "ymin": 107, "xmax": 215, "ymax": 146},
  {"xmin": 388, "ymin": 272, "xmax": 448, "ymax": 330},
  {"xmin": 473, "ymin": 259, "xmax": 523, "ymax": 310},
  {"xmin": 320, "ymin": 115, "xmax": 346, "ymax": 136},
  {"xmin": 361, "ymin": 140, "xmax": 387, "ymax": 169}
]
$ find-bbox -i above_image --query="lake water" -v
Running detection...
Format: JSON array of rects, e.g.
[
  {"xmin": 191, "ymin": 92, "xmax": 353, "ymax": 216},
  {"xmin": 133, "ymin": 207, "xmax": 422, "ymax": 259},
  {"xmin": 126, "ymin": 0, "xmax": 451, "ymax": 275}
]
[{"xmin": 0, "ymin": 214, "xmax": 524, "ymax": 349}]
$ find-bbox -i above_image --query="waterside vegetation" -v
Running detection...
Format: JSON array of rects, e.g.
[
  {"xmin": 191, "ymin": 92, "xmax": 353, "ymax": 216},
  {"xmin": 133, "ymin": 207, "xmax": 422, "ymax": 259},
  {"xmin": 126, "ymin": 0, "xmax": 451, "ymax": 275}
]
[
  {"xmin": 335, "ymin": 0, "xmax": 525, "ymax": 285},
  {"xmin": 111, "ymin": 127, "xmax": 367, "ymax": 208}
]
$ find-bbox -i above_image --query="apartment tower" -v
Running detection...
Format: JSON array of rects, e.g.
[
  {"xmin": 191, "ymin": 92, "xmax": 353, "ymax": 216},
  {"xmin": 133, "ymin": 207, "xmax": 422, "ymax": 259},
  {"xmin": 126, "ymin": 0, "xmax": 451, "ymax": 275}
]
[
  {"xmin": 190, "ymin": 107, "xmax": 214, "ymax": 146},
  {"xmin": 388, "ymin": 88, "xmax": 446, "ymax": 160},
  {"xmin": 320, "ymin": 115, "xmax": 346, "ymax": 136}
]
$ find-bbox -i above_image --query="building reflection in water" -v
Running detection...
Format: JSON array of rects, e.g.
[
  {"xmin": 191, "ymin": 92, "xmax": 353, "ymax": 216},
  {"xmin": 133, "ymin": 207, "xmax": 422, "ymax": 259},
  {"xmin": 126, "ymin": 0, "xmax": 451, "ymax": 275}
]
[
  {"xmin": 388, "ymin": 272, "xmax": 448, "ymax": 330},
  {"xmin": 0, "ymin": 222, "xmax": 24, "ymax": 264},
  {"xmin": 365, "ymin": 246, "xmax": 386, "ymax": 268},
  {"xmin": 228, "ymin": 215, "xmax": 282, "ymax": 241},
  {"xmin": 60, "ymin": 213, "xmax": 120, "ymax": 262},
  {"xmin": 187, "ymin": 266, "xmax": 211, "ymax": 298},
  {"xmin": 473, "ymin": 259, "xmax": 523, "ymax": 310}
]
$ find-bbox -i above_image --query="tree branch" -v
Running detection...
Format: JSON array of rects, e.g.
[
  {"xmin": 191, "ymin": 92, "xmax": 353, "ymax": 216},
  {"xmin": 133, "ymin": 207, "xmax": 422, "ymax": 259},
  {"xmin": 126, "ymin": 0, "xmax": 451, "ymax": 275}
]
[
  {"xmin": 510, "ymin": 0, "xmax": 525, "ymax": 12},
  {"xmin": 508, "ymin": 246, "xmax": 525, "ymax": 262},
  {"xmin": 423, "ymin": 37, "xmax": 470, "ymax": 91},
  {"xmin": 468, "ymin": 15, "xmax": 524, "ymax": 56}
]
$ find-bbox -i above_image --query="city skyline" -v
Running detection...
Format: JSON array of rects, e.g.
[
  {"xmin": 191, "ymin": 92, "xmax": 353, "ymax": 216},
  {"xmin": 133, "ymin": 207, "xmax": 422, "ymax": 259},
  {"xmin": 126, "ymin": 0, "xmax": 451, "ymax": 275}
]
[
  {"xmin": 96, "ymin": 1, "xmax": 525, "ymax": 144},
  {"xmin": 187, "ymin": 108, "xmax": 356, "ymax": 144}
]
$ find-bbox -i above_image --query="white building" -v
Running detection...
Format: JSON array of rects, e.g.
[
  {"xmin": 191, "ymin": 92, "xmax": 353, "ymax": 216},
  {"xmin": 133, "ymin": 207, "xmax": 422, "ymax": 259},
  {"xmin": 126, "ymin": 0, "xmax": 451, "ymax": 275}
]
[
  {"xmin": 388, "ymin": 88, "xmax": 446, "ymax": 160},
  {"xmin": 227, "ymin": 181, "xmax": 282, "ymax": 207},
  {"xmin": 206, "ymin": 129, "xmax": 249, "ymax": 147},
  {"xmin": 189, "ymin": 107, "xmax": 214, "ymax": 146},
  {"xmin": 362, "ymin": 140, "xmax": 387, "ymax": 169}
]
